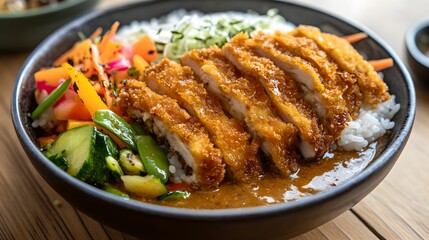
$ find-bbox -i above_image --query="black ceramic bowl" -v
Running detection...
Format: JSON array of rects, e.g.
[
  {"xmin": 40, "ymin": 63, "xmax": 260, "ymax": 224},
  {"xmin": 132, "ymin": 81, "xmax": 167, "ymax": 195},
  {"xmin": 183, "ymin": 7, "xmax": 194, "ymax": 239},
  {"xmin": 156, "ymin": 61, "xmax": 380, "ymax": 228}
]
[
  {"xmin": 406, "ymin": 18, "xmax": 429, "ymax": 82},
  {"xmin": 11, "ymin": 0, "xmax": 415, "ymax": 239}
]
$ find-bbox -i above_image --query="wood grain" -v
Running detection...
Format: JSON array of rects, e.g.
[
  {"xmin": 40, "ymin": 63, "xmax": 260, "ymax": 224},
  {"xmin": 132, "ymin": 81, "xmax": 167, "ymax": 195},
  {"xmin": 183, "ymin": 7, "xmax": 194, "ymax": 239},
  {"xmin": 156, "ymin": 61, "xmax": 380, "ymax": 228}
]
[{"xmin": 1, "ymin": 0, "xmax": 429, "ymax": 239}]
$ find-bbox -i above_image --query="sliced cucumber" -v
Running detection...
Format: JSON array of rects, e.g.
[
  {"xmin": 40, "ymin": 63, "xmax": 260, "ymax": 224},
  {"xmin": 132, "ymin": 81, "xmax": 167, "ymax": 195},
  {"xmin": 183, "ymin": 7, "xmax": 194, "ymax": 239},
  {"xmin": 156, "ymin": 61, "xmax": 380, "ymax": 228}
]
[
  {"xmin": 118, "ymin": 149, "xmax": 145, "ymax": 175},
  {"xmin": 105, "ymin": 156, "xmax": 124, "ymax": 178},
  {"xmin": 47, "ymin": 125, "xmax": 117, "ymax": 186},
  {"xmin": 121, "ymin": 175, "xmax": 167, "ymax": 198},
  {"xmin": 43, "ymin": 150, "xmax": 69, "ymax": 171}
]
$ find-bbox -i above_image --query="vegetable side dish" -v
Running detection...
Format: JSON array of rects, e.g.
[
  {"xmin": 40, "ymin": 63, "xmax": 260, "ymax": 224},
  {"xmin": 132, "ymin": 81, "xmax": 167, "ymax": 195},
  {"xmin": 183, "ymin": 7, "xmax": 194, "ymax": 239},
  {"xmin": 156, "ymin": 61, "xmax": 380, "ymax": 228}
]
[
  {"xmin": 0, "ymin": 0, "xmax": 65, "ymax": 12},
  {"xmin": 31, "ymin": 10, "xmax": 399, "ymax": 208}
]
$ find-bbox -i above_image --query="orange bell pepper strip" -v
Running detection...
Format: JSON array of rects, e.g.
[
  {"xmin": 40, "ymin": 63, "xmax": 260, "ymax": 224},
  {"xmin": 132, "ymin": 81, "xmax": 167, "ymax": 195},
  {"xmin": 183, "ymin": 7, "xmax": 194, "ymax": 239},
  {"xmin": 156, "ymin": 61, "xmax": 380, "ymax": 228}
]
[
  {"xmin": 34, "ymin": 67, "xmax": 69, "ymax": 86},
  {"xmin": 61, "ymin": 63, "xmax": 108, "ymax": 118},
  {"xmin": 38, "ymin": 135, "xmax": 57, "ymax": 148}
]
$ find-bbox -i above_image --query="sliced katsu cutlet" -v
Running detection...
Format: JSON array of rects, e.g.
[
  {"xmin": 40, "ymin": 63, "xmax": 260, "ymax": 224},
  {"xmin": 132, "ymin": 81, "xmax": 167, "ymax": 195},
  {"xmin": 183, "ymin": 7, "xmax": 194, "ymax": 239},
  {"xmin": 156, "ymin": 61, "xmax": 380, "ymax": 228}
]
[
  {"xmin": 142, "ymin": 59, "xmax": 262, "ymax": 181},
  {"xmin": 271, "ymin": 32, "xmax": 362, "ymax": 116},
  {"xmin": 118, "ymin": 80, "xmax": 225, "ymax": 189},
  {"xmin": 182, "ymin": 46, "xmax": 299, "ymax": 176},
  {"xmin": 291, "ymin": 25, "xmax": 390, "ymax": 105},
  {"xmin": 250, "ymin": 32, "xmax": 354, "ymax": 142},
  {"xmin": 223, "ymin": 33, "xmax": 326, "ymax": 159}
]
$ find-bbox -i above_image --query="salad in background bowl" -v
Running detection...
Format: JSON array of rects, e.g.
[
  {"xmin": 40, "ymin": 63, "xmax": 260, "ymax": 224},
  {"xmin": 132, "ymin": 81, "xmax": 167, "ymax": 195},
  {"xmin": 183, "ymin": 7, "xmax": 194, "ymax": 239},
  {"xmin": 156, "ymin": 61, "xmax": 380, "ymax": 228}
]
[{"xmin": 0, "ymin": 0, "xmax": 99, "ymax": 51}]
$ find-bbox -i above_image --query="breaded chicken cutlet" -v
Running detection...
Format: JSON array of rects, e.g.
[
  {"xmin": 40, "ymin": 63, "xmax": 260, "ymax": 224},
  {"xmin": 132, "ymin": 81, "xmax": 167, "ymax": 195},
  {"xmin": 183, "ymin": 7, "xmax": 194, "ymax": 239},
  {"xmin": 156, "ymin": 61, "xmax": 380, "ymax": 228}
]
[
  {"xmin": 142, "ymin": 59, "xmax": 262, "ymax": 181},
  {"xmin": 118, "ymin": 26, "xmax": 391, "ymax": 189}
]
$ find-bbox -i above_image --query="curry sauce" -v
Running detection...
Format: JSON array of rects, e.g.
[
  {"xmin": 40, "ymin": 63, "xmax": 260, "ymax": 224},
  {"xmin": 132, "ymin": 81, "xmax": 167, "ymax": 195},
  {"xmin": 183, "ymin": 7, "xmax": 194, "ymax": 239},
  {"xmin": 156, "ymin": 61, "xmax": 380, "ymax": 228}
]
[{"xmin": 138, "ymin": 139, "xmax": 384, "ymax": 209}]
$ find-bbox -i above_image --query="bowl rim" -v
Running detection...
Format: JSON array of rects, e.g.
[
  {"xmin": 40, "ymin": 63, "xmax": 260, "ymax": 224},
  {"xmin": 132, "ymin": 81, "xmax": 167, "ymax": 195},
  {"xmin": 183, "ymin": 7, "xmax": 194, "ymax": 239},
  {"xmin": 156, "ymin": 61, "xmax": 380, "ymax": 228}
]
[
  {"xmin": 406, "ymin": 17, "xmax": 429, "ymax": 68},
  {"xmin": 0, "ymin": 0, "xmax": 92, "ymax": 18},
  {"xmin": 11, "ymin": 0, "xmax": 416, "ymax": 220}
]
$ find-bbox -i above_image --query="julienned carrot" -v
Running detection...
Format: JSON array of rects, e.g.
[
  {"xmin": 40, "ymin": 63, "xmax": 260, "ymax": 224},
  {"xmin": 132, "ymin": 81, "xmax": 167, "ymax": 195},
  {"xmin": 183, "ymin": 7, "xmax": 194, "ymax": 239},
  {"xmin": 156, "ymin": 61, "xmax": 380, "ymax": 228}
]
[
  {"xmin": 100, "ymin": 41, "xmax": 123, "ymax": 64},
  {"xmin": 62, "ymin": 63, "xmax": 108, "ymax": 118},
  {"xmin": 34, "ymin": 67, "xmax": 69, "ymax": 86},
  {"xmin": 368, "ymin": 58, "xmax": 394, "ymax": 71},
  {"xmin": 91, "ymin": 81, "xmax": 104, "ymax": 94},
  {"xmin": 66, "ymin": 120, "xmax": 126, "ymax": 149},
  {"xmin": 132, "ymin": 35, "xmax": 158, "ymax": 62},
  {"xmin": 90, "ymin": 44, "xmax": 109, "ymax": 87},
  {"xmin": 343, "ymin": 32, "xmax": 368, "ymax": 43},
  {"xmin": 90, "ymin": 44, "xmax": 122, "ymax": 115},
  {"xmin": 53, "ymin": 39, "xmax": 92, "ymax": 66},
  {"xmin": 89, "ymin": 27, "xmax": 103, "ymax": 40},
  {"xmin": 98, "ymin": 21, "xmax": 120, "ymax": 54}
]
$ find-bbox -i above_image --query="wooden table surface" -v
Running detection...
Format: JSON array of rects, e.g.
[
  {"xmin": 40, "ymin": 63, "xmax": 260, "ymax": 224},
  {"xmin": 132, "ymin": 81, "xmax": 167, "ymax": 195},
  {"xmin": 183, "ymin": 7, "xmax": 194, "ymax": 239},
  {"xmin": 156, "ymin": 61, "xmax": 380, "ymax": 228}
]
[{"xmin": 1, "ymin": 0, "xmax": 428, "ymax": 239}]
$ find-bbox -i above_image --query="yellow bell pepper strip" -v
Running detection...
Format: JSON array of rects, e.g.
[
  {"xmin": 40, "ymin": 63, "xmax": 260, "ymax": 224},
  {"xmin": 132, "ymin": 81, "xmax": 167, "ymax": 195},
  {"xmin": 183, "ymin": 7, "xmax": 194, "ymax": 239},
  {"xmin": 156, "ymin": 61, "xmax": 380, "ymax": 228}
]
[
  {"xmin": 133, "ymin": 54, "xmax": 149, "ymax": 73},
  {"xmin": 61, "ymin": 63, "xmax": 108, "ymax": 118},
  {"xmin": 66, "ymin": 119, "xmax": 94, "ymax": 130},
  {"xmin": 31, "ymin": 79, "xmax": 71, "ymax": 119}
]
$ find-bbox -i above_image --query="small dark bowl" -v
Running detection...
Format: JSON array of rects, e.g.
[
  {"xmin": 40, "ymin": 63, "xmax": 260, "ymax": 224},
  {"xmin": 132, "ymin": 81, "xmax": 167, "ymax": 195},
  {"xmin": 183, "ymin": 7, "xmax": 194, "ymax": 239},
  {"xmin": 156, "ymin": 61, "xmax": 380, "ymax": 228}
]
[
  {"xmin": 0, "ymin": 0, "xmax": 99, "ymax": 52},
  {"xmin": 11, "ymin": 0, "xmax": 415, "ymax": 239},
  {"xmin": 406, "ymin": 18, "xmax": 429, "ymax": 82}
]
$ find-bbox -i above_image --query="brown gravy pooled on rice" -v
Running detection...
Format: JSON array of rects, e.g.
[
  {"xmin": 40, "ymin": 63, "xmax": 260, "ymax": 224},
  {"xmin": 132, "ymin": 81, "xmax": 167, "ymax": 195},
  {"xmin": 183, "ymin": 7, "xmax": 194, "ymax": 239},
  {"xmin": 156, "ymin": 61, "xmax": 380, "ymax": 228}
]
[{"xmin": 136, "ymin": 139, "xmax": 384, "ymax": 209}]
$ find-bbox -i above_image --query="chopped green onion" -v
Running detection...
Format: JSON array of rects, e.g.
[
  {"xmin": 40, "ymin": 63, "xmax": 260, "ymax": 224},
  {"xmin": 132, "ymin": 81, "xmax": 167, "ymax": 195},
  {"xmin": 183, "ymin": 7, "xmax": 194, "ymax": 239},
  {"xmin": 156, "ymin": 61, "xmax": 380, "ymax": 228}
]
[
  {"xmin": 127, "ymin": 67, "xmax": 140, "ymax": 78},
  {"xmin": 31, "ymin": 79, "xmax": 71, "ymax": 119}
]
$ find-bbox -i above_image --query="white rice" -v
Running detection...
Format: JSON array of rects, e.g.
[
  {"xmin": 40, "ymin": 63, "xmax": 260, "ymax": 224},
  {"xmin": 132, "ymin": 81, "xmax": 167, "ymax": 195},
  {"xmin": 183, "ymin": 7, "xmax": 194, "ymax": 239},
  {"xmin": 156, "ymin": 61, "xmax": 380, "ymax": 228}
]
[
  {"xmin": 337, "ymin": 96, "xmax": 400, "ymax": 151},
  {"xmin": 31, "ymin": 90, "xmax": 59, "ymax": 132}
]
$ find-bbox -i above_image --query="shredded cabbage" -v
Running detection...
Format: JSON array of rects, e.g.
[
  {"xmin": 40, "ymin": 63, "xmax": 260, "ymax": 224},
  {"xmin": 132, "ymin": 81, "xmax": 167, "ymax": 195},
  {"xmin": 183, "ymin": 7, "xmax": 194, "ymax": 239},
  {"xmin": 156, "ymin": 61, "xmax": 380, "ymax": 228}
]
[{"xmin": 117, "ymin": 9, "xmax": 295, "ymax": 62}]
